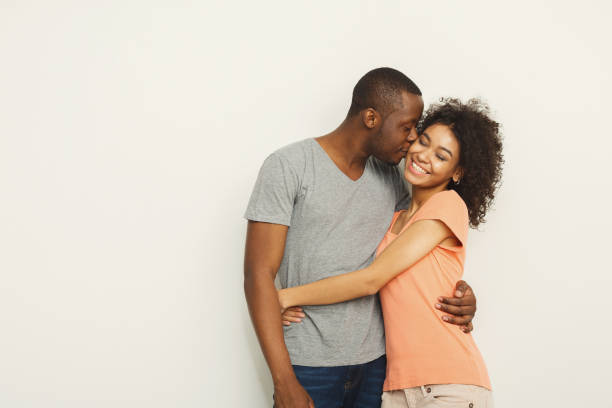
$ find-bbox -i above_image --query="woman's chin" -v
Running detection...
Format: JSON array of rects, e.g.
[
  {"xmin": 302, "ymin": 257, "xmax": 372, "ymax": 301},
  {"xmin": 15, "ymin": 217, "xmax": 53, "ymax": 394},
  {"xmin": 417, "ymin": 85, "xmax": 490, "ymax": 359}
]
[
  {"xmin": 404, "ymin": 173, "xmax": 449, "ymax": 190},
  {"xmin": 404, "ymin": 171, "xmax": 428, "ymax": 186}
]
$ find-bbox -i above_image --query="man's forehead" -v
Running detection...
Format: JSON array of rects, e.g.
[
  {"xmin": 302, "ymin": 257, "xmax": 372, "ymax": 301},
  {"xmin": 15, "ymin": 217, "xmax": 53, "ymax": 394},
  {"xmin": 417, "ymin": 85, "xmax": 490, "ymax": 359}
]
[
  {"xmin": 393, "ymin": 105, "xmax": 423, "ymax": 122},
  {"xmin": 399, "ymin": 92, "xmax": 424, "ymax": 109},
  {"xmin": 394, "ymin": 93, "xmax": 423, "ymax": 118}
]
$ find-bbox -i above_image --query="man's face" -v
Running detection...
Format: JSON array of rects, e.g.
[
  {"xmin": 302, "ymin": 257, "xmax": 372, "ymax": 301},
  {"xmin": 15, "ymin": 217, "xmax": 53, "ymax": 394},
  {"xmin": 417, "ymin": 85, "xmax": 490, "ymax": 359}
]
[{"xmin": 372, "ymin": 92, "xmax": 424, "ymax": 165}]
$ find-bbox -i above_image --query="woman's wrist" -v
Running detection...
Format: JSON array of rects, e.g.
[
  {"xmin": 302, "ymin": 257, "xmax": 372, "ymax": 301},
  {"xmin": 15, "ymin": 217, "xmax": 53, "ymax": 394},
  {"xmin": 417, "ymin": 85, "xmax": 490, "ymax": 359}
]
[{"xmin": 277, "ymin": 288, "xmax": 291, "ymax": 311}]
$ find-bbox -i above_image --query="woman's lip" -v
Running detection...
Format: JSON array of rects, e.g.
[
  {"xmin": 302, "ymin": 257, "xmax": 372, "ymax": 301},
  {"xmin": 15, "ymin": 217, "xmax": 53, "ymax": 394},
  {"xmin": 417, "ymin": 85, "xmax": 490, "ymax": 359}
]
[{"xmin": 407, "ymin": 160, "xmax": 429, "ymax": 176}]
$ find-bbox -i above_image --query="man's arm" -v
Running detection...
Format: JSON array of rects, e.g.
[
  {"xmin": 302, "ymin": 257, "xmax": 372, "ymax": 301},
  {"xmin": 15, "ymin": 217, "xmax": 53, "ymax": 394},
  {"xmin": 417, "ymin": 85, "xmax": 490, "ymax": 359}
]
[{"xmin": 244, "ymin": 221, "xmax": 313, "ymax": 408}]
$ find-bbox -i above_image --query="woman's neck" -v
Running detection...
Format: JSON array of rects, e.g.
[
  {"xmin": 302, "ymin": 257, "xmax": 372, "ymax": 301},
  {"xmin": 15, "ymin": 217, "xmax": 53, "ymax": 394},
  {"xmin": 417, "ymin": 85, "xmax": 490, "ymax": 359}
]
[{"xmin": 406, "ymin": 184, "xmax": 450, "ymax": 215}]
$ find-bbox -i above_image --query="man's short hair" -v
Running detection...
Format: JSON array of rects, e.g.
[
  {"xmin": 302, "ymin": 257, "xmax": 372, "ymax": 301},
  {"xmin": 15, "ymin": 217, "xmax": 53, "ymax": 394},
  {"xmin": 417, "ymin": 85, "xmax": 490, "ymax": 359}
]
[{"xmin": 347, "ymin": 67, "xmax": 422, "ymax": 118}]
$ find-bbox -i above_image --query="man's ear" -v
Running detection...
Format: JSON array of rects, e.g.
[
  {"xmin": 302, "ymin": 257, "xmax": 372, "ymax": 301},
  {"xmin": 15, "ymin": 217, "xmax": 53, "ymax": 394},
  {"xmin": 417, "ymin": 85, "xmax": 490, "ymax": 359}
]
[{"xmin": 361, "ymin": 108, "xmax": 381, "ymax": 130}]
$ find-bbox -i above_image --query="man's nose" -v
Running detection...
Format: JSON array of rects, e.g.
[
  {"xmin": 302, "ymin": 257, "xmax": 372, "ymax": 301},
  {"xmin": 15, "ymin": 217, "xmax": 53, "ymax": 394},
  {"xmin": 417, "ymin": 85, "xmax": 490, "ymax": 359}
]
[{"xmin": 406, "ymin": 128, "xmax": 418, "ymax": 143}]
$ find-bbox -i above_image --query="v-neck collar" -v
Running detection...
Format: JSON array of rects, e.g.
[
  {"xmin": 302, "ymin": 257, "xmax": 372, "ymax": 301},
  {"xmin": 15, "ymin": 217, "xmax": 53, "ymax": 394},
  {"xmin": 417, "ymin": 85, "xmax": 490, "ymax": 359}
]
[{"xmin": 312, "ymin": 138, "xmax": 370, "ymax": 183}]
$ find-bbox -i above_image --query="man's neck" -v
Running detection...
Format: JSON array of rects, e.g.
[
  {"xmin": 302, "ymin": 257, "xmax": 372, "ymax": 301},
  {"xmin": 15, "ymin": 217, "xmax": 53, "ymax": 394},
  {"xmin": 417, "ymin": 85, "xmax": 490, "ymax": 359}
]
[{"xmin": 315, "ymin": 118, "xmax": 373, "ymax": 178}]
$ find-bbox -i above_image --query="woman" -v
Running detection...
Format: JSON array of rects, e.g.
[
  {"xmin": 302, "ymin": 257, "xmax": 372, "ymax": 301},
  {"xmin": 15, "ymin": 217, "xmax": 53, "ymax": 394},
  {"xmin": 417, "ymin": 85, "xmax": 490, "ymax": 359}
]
[{"xmin": 278, "ymin": 97, "xmax": 503, "ymax": 407}]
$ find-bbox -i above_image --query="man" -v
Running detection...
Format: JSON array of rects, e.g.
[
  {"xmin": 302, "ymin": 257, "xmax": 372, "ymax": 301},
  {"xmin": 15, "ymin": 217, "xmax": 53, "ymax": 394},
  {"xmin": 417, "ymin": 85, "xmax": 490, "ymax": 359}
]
[{"xmin": 244, "ymin": 68, "xmax": 478, "ymax": 408}]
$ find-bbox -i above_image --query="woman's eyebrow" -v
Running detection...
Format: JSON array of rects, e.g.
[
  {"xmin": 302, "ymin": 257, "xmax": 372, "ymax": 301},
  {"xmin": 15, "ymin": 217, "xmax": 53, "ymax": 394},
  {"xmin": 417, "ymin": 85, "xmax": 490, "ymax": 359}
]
[{"xmin": 439, "ymin": 146, "xmax": 453, "ymax": 157}]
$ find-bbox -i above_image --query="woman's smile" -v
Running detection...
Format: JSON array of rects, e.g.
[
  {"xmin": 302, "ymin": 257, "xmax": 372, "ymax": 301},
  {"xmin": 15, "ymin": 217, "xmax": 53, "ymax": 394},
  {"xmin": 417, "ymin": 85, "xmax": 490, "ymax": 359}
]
[{"xmin": 408, "ymin": 159, "xmax": 430, "ymax": 176}]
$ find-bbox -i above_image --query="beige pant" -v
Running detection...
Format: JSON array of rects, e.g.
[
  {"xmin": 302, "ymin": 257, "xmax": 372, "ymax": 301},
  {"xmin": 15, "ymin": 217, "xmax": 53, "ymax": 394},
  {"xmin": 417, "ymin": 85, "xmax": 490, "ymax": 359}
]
[{"xmin": 381, "ymin": 384, "xmax": 493, "ymax": 408}]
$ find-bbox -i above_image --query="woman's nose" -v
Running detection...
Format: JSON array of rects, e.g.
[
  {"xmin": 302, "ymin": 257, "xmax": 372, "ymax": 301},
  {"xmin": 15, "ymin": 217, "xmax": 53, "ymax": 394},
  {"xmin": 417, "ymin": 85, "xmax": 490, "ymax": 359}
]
[{"xmin": 415, "ymin": 150, "xmax": 429, "ymax": 164}]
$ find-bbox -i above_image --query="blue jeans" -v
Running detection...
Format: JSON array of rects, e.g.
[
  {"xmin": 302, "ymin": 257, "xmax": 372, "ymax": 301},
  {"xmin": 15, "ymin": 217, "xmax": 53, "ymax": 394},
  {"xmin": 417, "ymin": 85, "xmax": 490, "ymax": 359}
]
[{"xmin": 291, "ymin": 354, "xmax": 386, "ymax": 408}]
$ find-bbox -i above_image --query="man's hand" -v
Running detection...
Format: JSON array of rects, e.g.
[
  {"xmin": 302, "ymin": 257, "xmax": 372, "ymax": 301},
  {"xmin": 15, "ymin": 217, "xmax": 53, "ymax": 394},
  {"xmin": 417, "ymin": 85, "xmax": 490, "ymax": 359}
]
[
  {"xmin": 435, "ymin": 280, "xmax": 476, "ymax": 333},
  {"xmin": 273, "ymin": 377, "xmax": 314, "ymax": 408}
]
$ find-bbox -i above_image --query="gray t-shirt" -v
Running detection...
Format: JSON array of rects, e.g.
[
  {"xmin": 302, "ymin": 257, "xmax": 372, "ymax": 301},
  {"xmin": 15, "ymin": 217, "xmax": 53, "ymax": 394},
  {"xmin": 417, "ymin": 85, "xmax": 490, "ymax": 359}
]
[{"xmin": 244, "ymin": 138, "xmax": 410, "ymax": 366}]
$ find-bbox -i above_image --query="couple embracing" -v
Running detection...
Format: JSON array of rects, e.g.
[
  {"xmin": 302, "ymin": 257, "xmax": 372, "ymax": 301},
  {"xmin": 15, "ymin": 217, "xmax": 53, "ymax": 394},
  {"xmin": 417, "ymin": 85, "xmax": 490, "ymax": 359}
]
[{"xmin": 244, "ymin": 67, "xmax": 503, "ymax": 408}]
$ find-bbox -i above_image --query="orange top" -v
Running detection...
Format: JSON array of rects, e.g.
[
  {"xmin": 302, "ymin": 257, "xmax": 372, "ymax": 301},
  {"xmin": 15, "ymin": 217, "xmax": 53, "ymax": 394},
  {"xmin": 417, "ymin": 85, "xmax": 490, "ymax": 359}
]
[{"xmin": 376, "ymin": 190, "xmax": 491, "ymax": 391}]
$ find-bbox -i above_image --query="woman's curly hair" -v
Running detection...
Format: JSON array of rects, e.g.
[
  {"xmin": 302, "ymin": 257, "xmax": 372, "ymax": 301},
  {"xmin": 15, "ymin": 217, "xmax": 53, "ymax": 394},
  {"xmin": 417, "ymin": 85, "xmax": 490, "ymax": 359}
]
[{"xmin": 417, "ymin": 97, "xmax": 504, "ymax": 228}]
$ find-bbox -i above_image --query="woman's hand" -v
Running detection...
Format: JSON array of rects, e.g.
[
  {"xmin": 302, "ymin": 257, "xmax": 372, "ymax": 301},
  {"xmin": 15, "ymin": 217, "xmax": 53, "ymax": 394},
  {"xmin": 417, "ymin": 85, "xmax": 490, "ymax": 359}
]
[
  {"xmin": 277, "ymin": 289, "xmax": 305, "ymax": 326},
  {"xmin": 281, "ymin": 306, "xmax": 305, "ymax": 326}
]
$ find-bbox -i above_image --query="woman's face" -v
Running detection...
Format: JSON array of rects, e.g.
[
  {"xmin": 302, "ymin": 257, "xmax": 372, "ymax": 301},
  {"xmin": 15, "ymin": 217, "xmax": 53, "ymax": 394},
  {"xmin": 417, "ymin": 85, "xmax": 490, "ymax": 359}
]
[{"xmin": 404, "ymin": 123, "xmax": 462, "ymax": 188}]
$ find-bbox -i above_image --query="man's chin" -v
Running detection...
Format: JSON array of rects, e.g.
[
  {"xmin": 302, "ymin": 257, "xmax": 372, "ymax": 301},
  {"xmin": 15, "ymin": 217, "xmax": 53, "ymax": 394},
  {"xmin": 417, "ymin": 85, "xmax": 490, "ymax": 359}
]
[
  {"xmin": 376, "ymin": 153, "xmax": 403, "ymax": 166},
  {"xmin": 392, "ymin": 155, "xmax": 406, "ymax": 166},
  {"xmin": 384, "ymin": 158, "xmax": 402, "ymax": 165}
]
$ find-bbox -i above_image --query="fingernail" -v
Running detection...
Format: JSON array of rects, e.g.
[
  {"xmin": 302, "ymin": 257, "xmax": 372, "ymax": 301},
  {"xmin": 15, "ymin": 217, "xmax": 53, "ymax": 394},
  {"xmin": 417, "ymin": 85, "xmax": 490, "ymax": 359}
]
[
  {"xmin": 442, "ymin": 316, "xmax": 449, "ymax": 321},
  {"xmin": 455, "ymin": 290, "xmax": 463, "ymax": 297},
  {"xmin": 299, "ymin": 313, "xmax": 305, "ymax": 317},
  {"xmin": 438, "ymin": 297, "xmax": 444, "ymax": 302},
  {"xmin": 435, "ymin": 304, "xmax": 442, "ymax": 309}
]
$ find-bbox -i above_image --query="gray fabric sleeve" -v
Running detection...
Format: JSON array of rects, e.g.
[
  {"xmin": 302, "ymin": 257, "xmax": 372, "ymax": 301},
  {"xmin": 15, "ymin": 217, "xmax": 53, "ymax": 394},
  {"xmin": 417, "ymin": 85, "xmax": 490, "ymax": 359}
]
[{"xmin": 244, "ymin": 153, "xmax": 300, "ymax": 226}]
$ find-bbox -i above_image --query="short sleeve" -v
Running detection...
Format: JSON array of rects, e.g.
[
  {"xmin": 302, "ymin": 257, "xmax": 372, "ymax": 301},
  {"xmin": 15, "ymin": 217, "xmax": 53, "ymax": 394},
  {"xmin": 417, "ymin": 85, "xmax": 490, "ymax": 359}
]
[
  {"xmin": 412, "ymin": 190, "xmax": 469, "ymax": 249},
  {"xmin": 243, "ymin": 153, "xmax": 300, "ymax": 226}
]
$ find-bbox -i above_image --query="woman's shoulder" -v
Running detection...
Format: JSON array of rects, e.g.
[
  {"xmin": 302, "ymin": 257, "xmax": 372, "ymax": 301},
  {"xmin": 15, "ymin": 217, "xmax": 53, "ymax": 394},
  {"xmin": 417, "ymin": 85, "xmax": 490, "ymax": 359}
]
[
  {"xmin": 416, "ymin": 190, "xmax": 470, "ymax": 248},
  {"xmin": 425, "ymin": 190, "xmax": 468, "ymax": 215}
]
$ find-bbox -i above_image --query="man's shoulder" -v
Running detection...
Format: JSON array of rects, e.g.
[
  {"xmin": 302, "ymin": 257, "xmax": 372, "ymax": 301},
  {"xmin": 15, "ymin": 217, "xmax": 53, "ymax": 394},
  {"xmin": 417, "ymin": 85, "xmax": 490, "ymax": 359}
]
[
  {"xmin": 271, "ymin": 138, "xmax": 314, "ymax": 161},
  {"xmin": 264, "ymin": 138, "xmax": 315, "ymax": 175}
]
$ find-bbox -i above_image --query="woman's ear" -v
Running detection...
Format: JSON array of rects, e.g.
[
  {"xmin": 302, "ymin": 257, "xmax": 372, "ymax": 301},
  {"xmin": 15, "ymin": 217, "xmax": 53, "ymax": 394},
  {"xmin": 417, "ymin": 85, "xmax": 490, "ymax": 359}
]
[{"xmin": 452, "ymin": 167, "xmax": 464, "ymax": 184}]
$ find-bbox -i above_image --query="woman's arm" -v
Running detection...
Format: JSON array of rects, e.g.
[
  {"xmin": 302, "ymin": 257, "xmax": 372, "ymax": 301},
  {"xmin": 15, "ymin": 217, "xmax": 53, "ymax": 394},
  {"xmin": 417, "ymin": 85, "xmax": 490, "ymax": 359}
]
[{"xmin": 278, "ymin": 219, "xmax": 455, "ymax": 310}]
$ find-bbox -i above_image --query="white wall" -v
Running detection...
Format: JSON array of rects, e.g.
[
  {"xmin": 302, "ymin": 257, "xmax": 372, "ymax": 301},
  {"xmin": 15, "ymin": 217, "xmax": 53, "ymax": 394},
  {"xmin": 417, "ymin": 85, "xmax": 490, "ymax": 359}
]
[{"xmin": 1, "ymin": 1, "xmax": 610, "ymax": 407}]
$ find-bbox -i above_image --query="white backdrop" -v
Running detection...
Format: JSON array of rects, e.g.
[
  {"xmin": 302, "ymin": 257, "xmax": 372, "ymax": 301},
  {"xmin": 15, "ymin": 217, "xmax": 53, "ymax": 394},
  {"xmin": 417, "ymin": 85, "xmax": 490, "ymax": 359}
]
[{"xmin": 1, "ymin": 1, "xmax": 611, "ymax": 407}]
